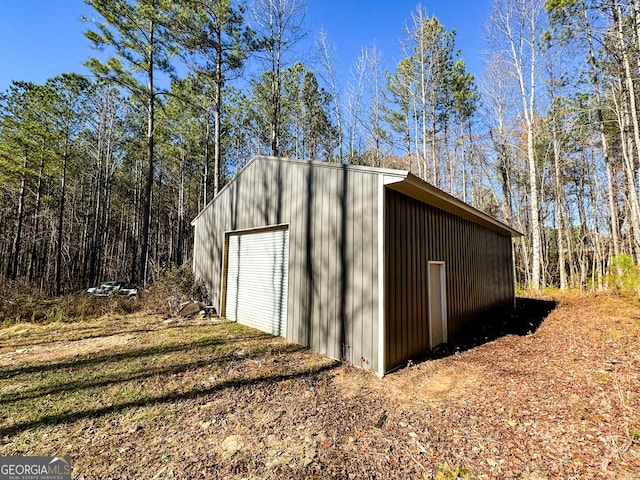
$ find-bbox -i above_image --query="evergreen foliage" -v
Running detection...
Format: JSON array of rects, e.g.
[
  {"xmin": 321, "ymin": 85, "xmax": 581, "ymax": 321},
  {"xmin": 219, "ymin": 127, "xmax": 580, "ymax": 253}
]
[{"xmin": 1, "ymin": 0, "xmax": 640, "ymax": 294}]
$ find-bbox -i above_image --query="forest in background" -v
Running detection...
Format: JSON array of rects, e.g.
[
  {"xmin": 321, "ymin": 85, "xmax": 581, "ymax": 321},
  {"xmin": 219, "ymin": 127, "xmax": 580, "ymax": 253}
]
[{"xmin": 0, "ymin": 0, "xmax": 638, "ymax": 295}]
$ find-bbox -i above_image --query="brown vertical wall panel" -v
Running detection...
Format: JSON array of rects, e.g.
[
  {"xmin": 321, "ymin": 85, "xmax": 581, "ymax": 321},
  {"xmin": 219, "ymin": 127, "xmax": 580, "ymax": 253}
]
[
  {"xmin": 384, "ymin": 189, "xmax": 514, "ymax": 372},
  {"xmin": 192, "ymin": 157, "xmax": 380, "ymax": 373}
]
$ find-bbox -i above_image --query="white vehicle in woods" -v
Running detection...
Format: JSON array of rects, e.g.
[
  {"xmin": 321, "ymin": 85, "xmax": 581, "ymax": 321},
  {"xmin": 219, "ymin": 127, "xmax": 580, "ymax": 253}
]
[{"xmin": 87, "ymin": 281, "xmax": 138, "ymax": 297}]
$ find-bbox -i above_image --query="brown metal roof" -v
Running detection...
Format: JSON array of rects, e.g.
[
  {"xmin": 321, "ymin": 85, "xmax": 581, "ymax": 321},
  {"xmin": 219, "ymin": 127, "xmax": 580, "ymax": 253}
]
[{"xmin": 382, "ymin": 171, "xmax": 522, "ymax": 238}]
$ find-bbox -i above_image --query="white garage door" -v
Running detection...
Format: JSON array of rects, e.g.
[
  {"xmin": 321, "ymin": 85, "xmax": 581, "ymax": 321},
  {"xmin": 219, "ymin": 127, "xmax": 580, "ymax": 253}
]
[{"xmin": 225, "ymin": 227, "xmax": 289, "ymax": 337}]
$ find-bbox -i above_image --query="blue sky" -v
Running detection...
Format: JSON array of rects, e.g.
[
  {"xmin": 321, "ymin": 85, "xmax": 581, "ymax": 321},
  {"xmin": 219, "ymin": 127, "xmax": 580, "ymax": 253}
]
[{"xmin": 0, "ymin": 0, "xmax": 490, "ymax": 92}]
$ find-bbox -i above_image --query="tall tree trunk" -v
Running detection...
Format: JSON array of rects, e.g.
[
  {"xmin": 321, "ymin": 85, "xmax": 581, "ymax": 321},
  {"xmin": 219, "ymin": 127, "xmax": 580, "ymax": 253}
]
[
  {"xmin": 419, "ymin": 37, "xmax": 429, "ymax": 181},
  {"xmin": 8, "ymin": 153, "xmax": 28, "ymax": 280},
  {"xmin": 614, "ymin": 78, "xmax": 640, "ymax": 263},
  {"xmin": 28, "ymin": 147, "xmax": 46, "ymax": 283},
  {"xmin": 589, "ymin": 151, "xmax": 605, "ymax": 290},
  {"xmin": 270, "ymin": 54, "xmax": 281, "ymax": 156},
  {"xmin": 139, "ymin": 17, "xmax": 156, "ymax": 285},
  {"xmin": 177, "ymin": 150, "xmax": 185, "ymax": 266},
  {"xmin": 214, "ymin": 28, "xmax": 222, "ymax": 196},
  {"xmin": 203, "ymin": 120, "xmax": 210, "ymax": 208},
  {"xmin": 605, "ymin": 161, "xmax": 620, "ymax": 256},
  {"xmin": 552, "ymin": 123, "xmax": 567, "ymax": 290},
  {"xmin": 614, "ymin": 3, "xmax": 640, "ymax": 261},
  {"xmin": 507, "ymin": 5, "xmax": 542, "ymax": 290},
  {"xmin": 611, "ymin": 75, "xmax": 640, "ymax": 264},
  {"xmin": 431, "ymin": 105, "xmax": 438, "ymax": 185},
  {"xmin": 55, "ymin": 135, "xmax": 69, "ymax": 296},
  {"xmin": 579, "ymin": 0, "xmax": 620, "ymax": 256},
  {"xmin": 490, "ymin": 120, "xmax": 513, "ymax": 225}
]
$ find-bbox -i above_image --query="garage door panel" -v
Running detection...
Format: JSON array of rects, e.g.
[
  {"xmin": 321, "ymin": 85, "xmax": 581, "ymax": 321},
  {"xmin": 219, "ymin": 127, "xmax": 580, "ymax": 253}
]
[{"xmin": 225, "ymin": 228, "xmax": 289, "ymax": 337}]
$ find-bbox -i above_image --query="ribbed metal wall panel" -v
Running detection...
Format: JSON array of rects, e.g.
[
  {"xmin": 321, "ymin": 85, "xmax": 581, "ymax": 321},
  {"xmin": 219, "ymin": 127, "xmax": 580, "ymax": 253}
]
[
  {"xmin": 192, "ymin": 157, "xmax": 379, "ymax": 373},
  {"xmin": 225, "ymin": 228, "xmax": 289, "ymax": 337},
  {"xmin": 384, "ymin": 189, "xmax": 514, "ymax": 372},
  {"xmin": 193, "ymin": 157, "xmax": 515, "ymax": 376}
]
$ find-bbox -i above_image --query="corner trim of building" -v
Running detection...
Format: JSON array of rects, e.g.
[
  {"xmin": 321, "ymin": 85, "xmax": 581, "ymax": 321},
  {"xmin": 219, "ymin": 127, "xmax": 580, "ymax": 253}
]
[{"xmin": 377, "ymin": 174, "xmax": 385, "ymax": 377}]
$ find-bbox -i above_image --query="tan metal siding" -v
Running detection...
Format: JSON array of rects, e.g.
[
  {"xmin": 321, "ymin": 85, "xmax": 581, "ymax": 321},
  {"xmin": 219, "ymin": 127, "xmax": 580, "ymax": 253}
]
[
  {"xmin": 361, "ymin": 174, "xmax": 378, "ymax": 369},
  {"xmin": 384, "ymin": 189, "xmax": 514, "ymax": 372},
  {"xmin": 192, "ymin": 157, "xmax": 380, "ymax": 373}
]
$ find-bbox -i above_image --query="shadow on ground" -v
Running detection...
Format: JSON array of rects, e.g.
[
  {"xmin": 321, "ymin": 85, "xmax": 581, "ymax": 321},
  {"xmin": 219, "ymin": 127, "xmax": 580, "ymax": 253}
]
[
  {"xmin": 427, "ymin": 297, "xmax": 558, "ymax": 360},
  {"xmin": 0, "ymin": 359, "xmax": 339, "ymax": 438}
]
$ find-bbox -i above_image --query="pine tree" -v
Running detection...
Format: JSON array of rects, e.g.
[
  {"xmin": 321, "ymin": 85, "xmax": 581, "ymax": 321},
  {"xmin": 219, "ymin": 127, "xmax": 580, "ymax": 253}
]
[
  {"xmin": 172, "ymin": 0, "xmax": 254, "ymax": 198},
  {"xmin": 46, "ymin": 74, "xmax": 91, "ymax": 295},
  {"xmin": 84, "ymin": 0, "xmax": 175, "ymax": 284},
  {"xmin": 251, "ymin": 0, "xmax": 306, "ymax": 156}
]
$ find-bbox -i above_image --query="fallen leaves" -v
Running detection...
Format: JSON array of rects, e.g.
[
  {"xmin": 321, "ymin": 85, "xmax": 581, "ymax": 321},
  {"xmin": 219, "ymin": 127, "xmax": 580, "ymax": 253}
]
[{"xmin": 0, "ymin": 292, "xmax": 639, "ymax": 478}]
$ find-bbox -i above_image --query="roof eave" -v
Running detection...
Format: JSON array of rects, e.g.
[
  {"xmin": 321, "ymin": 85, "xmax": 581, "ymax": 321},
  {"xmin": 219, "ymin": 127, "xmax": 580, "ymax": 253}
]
[{"xmin": 387, "ymin": 173, "xmax": 523, "ymax": 238}]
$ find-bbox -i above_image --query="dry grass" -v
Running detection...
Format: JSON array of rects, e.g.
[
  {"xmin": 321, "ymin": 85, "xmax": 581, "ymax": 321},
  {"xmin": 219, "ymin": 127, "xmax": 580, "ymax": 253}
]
[
  {"xmin": 0, "ymin": 291, "xmax": 638, "ymax": 479},
  {"xmin": 0, "ymin": 265, "xmax": 208, "ymax": 326},
  {"xmin": 0, "ymin": 278, "xmax": 142, "ymax": 326}
]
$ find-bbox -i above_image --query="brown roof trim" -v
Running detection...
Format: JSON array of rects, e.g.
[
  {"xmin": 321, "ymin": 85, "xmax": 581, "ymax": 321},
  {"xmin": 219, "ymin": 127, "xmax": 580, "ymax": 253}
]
[{"xmin": 385, "ymin": 172, "xmax": 522, "ymax": 237}]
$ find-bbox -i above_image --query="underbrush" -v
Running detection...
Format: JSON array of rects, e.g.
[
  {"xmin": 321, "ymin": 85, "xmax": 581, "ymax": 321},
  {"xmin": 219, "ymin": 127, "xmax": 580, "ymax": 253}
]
[
  {"xmin": 144, "ymin": 264, "xmax": 210, "ymax": 314},
  {"xmin": 0, "ymin": 279, "xmax": 140, "ymax": 327},
  {"xmin": 605, "ymin": 253, "xmax": 640, "ymax": 298},
  {"xmin": 0, "ymin": 265, "xmax": 207, "ymax": 326}
]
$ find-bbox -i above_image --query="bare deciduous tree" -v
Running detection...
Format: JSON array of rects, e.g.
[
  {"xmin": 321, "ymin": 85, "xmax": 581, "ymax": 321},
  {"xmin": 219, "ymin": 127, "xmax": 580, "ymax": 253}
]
[{"xmin": 486, "ymin": 0, "xmax": 544, "ymax": 290}]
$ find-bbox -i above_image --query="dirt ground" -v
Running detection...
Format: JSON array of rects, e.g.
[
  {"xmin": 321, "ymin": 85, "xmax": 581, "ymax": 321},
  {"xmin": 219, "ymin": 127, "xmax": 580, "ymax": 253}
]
[{"xmin": 0, "ymin": 292, "xmax": 639, "ymax": 479}]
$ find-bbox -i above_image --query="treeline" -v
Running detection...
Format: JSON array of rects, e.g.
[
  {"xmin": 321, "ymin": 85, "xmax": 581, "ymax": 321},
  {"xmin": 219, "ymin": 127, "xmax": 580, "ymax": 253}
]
[{"xmin": 0, "ymin": 0, "xmax": 639, "ymax": 295}]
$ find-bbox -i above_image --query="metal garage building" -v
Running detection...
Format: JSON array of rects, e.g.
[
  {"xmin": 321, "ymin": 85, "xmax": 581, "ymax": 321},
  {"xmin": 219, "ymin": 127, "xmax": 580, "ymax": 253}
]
[{"xmin": 191, "ymin": 156, "xmax": 520, "ymax": 376}]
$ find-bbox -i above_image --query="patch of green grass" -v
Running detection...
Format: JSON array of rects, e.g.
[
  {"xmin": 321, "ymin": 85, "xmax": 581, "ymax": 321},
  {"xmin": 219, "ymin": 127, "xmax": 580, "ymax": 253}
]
[
  {"xmin": 0, "ymin": 317, "xmax": 291, "ymax": 442},
  {"xmin": 433, "ymin": 463, "xmax": 478, "ymax": 480}
]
